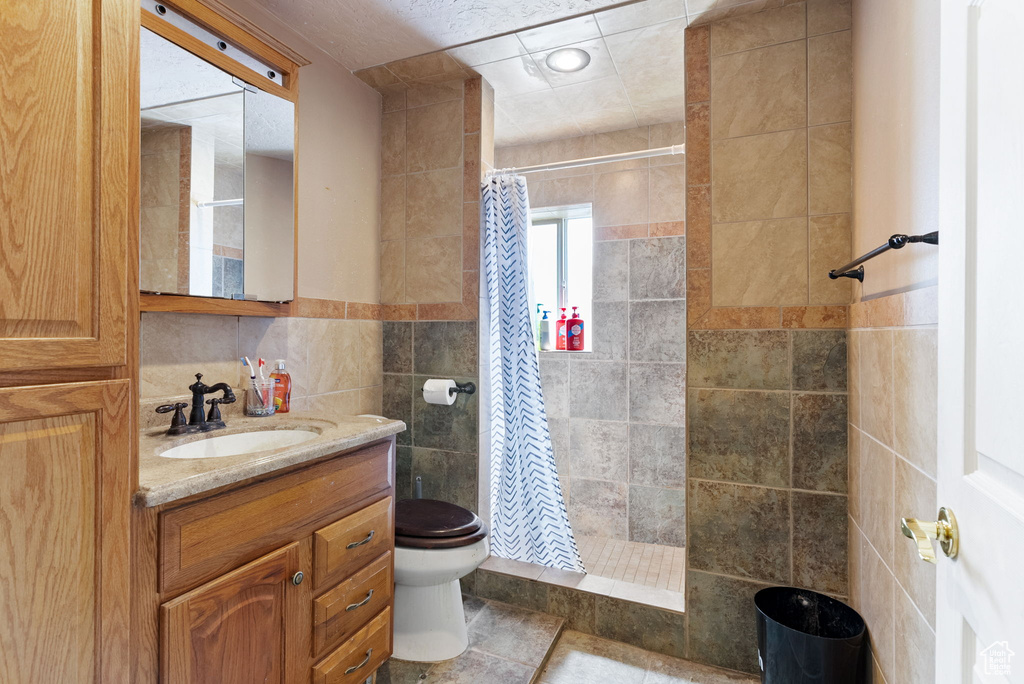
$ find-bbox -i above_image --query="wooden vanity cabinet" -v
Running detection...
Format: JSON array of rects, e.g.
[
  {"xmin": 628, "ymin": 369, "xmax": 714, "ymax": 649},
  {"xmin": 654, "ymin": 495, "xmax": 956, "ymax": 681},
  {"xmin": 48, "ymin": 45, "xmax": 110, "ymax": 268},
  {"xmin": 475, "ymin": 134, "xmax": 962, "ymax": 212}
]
[
  {"xmin": 139, "ymin": 437, "xmax": 397, "ymax": 684},
  {"xmin": 161, "ymin": 542, "xmax": 311, "ymax": 684}
]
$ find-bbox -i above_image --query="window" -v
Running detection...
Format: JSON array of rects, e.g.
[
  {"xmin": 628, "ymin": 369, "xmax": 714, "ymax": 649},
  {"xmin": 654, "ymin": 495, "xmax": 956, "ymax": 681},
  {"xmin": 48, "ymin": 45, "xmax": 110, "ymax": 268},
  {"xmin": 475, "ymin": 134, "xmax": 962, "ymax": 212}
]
[{"xmin": 527, "ymin": 205, "xmax": 593, "ymax": 351}]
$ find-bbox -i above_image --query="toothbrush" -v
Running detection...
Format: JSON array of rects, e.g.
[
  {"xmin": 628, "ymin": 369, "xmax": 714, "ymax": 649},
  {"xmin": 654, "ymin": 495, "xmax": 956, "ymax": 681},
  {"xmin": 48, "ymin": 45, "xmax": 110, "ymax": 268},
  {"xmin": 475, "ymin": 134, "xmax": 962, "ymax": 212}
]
[{"xmin": 242, "ymin": 357, "xmax": 265, "ymax": 406}]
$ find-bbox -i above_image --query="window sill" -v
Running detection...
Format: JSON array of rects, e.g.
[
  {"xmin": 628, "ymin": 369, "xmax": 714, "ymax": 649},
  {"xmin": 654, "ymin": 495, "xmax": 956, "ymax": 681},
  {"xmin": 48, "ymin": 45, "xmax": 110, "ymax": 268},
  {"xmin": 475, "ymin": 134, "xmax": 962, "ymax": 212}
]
[{"xmin": 539, "ymin": 350, "xmax": 592, "ymax": 355}]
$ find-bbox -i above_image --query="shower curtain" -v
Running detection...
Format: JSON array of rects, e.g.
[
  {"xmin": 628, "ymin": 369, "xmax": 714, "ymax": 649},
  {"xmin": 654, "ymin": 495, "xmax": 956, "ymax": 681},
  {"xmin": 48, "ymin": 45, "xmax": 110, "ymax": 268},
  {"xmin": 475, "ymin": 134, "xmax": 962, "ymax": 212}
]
[{"xmin": 481, "ymin": 173, "xmax": 584, "ymax": 573}]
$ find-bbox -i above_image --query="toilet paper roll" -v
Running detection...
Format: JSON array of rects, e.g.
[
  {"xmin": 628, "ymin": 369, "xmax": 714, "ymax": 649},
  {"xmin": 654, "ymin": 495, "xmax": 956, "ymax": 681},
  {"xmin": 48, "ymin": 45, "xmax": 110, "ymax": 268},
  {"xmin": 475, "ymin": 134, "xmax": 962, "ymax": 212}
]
[{"xmin": 422, "ymin": 378, "xmax": 457, "ymax": 406}]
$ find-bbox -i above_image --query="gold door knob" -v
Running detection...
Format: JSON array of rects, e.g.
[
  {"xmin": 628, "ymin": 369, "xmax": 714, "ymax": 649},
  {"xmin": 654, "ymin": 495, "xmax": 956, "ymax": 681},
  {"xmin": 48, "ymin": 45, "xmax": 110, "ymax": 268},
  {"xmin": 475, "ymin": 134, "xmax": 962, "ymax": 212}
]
[{"xmin": 901, "ymin": 507, "xmax": 958, "ymax": 563}]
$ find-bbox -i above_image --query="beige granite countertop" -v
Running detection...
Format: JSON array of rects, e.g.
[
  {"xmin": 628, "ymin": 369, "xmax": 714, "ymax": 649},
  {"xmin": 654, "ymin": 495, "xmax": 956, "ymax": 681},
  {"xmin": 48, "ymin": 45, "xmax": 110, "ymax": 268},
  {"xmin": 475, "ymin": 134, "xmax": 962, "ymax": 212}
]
[{"xmin": 136, "ymin": 411, "xmax": 405, "ymax": 507}]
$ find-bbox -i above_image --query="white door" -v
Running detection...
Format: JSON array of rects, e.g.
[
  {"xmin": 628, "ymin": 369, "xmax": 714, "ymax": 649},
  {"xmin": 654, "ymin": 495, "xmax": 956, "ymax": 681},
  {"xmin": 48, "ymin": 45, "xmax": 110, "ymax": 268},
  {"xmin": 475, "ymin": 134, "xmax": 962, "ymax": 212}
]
[{"xmin": 935, "ymin": 0, "xmax": 1024, "ymax": 681}]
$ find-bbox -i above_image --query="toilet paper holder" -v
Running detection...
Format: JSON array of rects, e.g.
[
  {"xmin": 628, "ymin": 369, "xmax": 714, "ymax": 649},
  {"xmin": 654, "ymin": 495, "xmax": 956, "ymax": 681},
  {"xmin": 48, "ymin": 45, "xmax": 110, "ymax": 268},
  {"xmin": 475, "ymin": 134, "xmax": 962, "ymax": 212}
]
[{"xmin": 449, "ymin": 381, "xmax": 476, "ymax": 397}]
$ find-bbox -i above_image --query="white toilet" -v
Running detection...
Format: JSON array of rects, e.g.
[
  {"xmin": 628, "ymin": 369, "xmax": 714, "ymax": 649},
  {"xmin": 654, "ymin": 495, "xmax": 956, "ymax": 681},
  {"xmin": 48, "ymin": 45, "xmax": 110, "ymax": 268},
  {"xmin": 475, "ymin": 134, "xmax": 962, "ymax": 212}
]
[{"xmin": 392, "ymin": 498, "xmax": 490, "ymax": 662}]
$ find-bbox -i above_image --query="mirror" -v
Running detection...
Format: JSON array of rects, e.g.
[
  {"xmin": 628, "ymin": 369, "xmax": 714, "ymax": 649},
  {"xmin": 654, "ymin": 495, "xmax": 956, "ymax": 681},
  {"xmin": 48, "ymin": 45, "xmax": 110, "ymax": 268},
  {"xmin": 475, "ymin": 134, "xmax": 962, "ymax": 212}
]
[{"xmin": 139, "ymin": 27, "xmax": 295, "ymax": 301}]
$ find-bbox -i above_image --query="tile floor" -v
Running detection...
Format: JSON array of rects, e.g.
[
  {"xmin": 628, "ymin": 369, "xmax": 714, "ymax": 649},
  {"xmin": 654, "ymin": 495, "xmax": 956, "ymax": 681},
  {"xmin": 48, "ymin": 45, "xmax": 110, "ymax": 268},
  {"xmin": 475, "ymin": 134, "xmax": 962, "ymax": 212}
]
[
  {"xmin": 539, "ymin": 631, "xmax": 759, "ymax": 684},
  {"xmin": 377, "ymin": 596, "xmax": 755, "ymax": 684},
  {"xmin": 578, "ymin": 536, "xmax": 686, "ymax": 593},
  {"xmin": 376, "ymin": 596, "xmax": 563, "ymax": 684}
]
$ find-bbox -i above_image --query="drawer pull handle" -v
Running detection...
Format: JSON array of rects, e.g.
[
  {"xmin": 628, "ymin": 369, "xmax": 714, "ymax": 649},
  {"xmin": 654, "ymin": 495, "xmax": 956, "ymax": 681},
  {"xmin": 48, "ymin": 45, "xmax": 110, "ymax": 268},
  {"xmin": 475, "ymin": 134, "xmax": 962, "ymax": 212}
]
[
  {"xmin": 346, "ymin": 589, "xmax": 374, "ymax": 612},
  {"xmin": 346, "ymin": 530, "xmax": 375, "ymax": 549},
  {"xmin": 345, "ymin": 648, "xmax": 372, "ymax": 675}
]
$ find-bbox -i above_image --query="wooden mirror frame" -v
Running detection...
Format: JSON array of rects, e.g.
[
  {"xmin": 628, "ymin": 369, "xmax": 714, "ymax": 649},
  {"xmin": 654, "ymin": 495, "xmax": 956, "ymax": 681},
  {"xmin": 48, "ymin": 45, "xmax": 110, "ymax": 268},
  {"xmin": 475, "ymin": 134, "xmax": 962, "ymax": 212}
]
[{"xmin": 139, "ymin": 0, "xmax": 308, "ymax": 317}]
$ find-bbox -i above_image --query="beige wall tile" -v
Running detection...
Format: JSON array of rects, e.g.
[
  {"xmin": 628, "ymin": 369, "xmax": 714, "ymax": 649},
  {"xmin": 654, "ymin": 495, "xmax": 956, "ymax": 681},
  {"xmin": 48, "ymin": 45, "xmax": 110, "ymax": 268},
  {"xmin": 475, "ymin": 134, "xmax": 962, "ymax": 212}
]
[
  {"xmin": 306, "ymin": 319, "xmax": 361, "ymax": 394},
  {"xmin": 808, "ymin": 30, "xmax": 853, "ymax": 125},
  {"xmin": 848, "ymin": 330, "xmax": 861, "ymax": 427},
  {"xmin": 893, "ymin": 584, "xmax": 935, "ymax": 684},
  {"xmin": 305, "ymin": 389, "xmax": 362, "ymax": 417},
  {"xmin": 710, "ymin": 2, "xmax": 805, "ymax": 56},
  {"xmin": 407, "ymin": 79, "xmax": 464, "ymax": 108},
  {"xmin": 381, "ymin": 110, "xmax": 406, "ymax": 177},
  {"xmin": 140, "ymin": 312, "xmax": 239, "ymax": 398},
  {"xmin": 893, "ymin": 456, "xmax": 937, "ymax": 628},
  {"xmin": 808, "ymin": 214, "xmax": 852, "ymax": 305},
  {"xmin": 359, "ymin": 321, "xmax": 384, "ymax": 388},
  {"xmin": 711, "ymin": 129, "xmax": 807, "ymax": 223},
  {"xmin": 809, "ymin": 122, "xmax": 852, "ymax": 215},
  {"xmin": 853, "ymin": 434, "xmax": 894, "ymax": 565},
  {"xmin": 649, "ymin": 121, "xmax": 686, "ymax": 166},
  {"xmin": 711, "ymin": 40, "xmax": 807, "ymax": 139},
  {"xmin": 380, "ymin": 175, "xmax": 406, "ymax": 242},
  {"xmin": 807, "ymin": 0, "xmax": 852, "ymax": 36},
  {"xmin": 893, "ymin": 328, "xmax": 938, "ymax": 475},
  {"xmin": 592, "ymin": 127, "xmax": 651, "ymax": 172},
  {"xmin": 237, "ymin": 317, "xmax": 310, "ymax": 398},
  {"xmin": 594, "ymin": 169, "xmax": 650, "ymax": 227},
  {"xmin": 388, "ymin": 51, "xmax": 465, "ymax": 81},
  {"xmin": 380, "ymin": 240, "xmax": 406, "ymax": 303},
  {"xmin": 854, "ymin": 528, "xmax": 895, "ymax": 681},
  {"xmin": 406, "ymin": 236, "xmax": 462, "ymax": 302},
  {"xmin": 711, "ymin": 218, "xmax": 808, "ymax": 306},
  {"xmin": 649, "ymin": 165, "xmax": 687, "ymax": 223},
  {"xmin": 406, "ymin": 168, "xmax": 462, "ymax": 239},
  {"xmin": 860, "ymin": 328, "xmax": 894, "ymax": 446},
  {"xmin": 406, "ymin": 99, "xmax": 463, "ymax": 173},
  {"xmin": 379, "ymin": 84, "xmax": 407, "ymax": 113},
  {"xmin": 359, "ymin": 385, "xmax": 384, "ymax": 415},
  {"xmin": 529, "ymin": 175, "xmax": 595, "ymax": 209}
]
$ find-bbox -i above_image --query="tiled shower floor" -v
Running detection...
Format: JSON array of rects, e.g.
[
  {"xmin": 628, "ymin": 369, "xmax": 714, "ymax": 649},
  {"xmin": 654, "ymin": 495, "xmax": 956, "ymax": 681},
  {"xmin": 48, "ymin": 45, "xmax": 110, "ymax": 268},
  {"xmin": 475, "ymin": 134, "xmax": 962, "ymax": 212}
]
[{"xmin": 579, "ymin": 536, "xmax": 686, "ymax": 593}]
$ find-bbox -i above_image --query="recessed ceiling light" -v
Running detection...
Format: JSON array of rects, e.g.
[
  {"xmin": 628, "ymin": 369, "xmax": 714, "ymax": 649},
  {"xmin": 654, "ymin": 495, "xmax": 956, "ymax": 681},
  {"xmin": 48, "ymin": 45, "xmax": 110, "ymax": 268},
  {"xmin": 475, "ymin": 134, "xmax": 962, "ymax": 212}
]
[{"xmin": 545, "ymin": 47, "xmax": 591, "ymax": 73}]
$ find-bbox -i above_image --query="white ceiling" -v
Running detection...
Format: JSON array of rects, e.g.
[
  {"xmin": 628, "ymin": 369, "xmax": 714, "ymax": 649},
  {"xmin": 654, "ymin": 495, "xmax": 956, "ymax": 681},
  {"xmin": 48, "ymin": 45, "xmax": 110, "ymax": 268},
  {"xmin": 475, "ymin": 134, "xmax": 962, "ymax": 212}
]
[
  {"xmin": 141, "ymin": 27, "xmax": 295, "ymax": 161},
  {"xmin": 247, "ymin": 0, "xmax": 635, "ymax": 71},
  {"xmin": 467, "ymin": 5, "xmax": 688, "ymax": 146}
]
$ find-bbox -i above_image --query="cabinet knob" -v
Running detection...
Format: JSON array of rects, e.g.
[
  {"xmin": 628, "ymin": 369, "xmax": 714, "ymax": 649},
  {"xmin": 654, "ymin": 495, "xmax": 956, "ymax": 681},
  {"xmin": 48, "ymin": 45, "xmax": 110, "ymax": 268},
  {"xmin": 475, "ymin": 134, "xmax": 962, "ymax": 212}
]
[{"xmin": 291, "ymin": 571, "xmax": 304, "ymax": 586}]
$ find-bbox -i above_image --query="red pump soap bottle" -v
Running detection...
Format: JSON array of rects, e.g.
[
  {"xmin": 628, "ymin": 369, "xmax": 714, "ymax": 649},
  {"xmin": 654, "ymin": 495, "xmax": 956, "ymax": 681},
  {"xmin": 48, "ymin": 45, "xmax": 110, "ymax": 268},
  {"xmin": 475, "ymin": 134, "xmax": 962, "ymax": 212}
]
[
  {"xmin": 567, "ymin": 306, "xmax": 584, "ymax": 351},
  {"xmin": 556, "ymin": 308, "xmax": 568, "ymax": 350}
]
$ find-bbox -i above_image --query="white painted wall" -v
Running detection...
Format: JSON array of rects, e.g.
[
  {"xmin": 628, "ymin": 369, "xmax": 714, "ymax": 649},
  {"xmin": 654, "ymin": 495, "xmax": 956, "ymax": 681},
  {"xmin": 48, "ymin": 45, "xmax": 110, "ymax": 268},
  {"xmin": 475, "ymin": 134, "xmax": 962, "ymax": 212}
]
[{"xmin": 852, "ymin": 0, "xmax": 940, "ymax": 298}]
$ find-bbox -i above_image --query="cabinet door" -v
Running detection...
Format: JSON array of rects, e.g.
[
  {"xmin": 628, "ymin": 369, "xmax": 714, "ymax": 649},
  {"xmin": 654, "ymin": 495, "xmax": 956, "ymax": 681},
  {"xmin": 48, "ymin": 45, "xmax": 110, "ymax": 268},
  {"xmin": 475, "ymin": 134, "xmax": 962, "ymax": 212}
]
[
  {"xmin": 161, "ymin": 542, "xmax": 312, "ymax": 684},
  {"xmin": 0, "ymin": 0, "xmax": 133, "ymax": 370},
  {"xmin": 0, "ymin": 380, "xmax": 131, "ymax": 683}
]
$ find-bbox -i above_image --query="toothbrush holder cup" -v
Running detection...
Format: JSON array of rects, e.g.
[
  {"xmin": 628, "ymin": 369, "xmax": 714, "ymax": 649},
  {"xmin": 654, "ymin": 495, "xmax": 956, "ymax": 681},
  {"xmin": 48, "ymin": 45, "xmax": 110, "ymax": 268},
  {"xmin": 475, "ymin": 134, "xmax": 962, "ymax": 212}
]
[{"xmin": 245, "ymin": 379, "xmax": 277, "ymax": 417}]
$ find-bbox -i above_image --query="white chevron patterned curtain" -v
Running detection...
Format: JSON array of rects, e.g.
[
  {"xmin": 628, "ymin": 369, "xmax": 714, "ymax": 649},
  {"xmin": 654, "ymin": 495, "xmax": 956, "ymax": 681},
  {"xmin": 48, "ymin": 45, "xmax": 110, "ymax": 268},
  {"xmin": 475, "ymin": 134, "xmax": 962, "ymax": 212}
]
[{"xmin": 482, "ymin": 173, "xmax": 584, "ymax": 572}]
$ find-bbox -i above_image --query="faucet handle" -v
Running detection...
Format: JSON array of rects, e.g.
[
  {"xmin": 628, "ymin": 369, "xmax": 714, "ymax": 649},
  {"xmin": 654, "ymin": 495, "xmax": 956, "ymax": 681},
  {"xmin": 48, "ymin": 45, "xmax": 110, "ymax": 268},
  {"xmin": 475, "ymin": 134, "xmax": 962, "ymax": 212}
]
[
  {"xmin": 206, "ymin": 397, "xmax": 225, "ymax": 424},
  {"xmin": 156, "ymin": 402, "xmax": 189, "ymax": 434}
]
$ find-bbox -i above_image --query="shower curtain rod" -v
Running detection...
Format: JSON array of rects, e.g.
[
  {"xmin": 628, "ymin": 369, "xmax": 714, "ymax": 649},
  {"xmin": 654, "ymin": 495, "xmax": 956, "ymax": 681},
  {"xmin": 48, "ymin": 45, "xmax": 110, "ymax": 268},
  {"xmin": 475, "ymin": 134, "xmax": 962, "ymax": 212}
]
[{"xmin": 490, "ymin": 144, "xmax": 685, "ymax": 175}]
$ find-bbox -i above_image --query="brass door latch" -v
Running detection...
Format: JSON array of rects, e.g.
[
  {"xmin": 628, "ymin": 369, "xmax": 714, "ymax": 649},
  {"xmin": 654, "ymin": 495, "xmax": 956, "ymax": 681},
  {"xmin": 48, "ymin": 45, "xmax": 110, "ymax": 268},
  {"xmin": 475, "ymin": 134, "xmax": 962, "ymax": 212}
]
[{"xmin": 901, "ymin": 507, "xmax": 959, "ymax": 563}]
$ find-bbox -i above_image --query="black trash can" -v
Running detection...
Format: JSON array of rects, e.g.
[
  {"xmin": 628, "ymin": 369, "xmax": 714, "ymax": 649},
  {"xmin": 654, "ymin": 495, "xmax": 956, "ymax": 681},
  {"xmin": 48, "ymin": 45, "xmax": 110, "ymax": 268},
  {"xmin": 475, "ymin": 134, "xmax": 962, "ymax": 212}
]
[{"xmin": 755, "ymin": 586, "xmax": 866, "ymax": 684}]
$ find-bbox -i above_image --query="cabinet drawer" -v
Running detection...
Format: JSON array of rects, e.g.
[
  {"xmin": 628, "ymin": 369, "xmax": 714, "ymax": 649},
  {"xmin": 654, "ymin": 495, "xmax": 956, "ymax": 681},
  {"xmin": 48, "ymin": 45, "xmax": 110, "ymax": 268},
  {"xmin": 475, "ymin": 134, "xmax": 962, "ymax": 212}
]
[
  {"xmin": 314, "ymin": 552, "xmax": 393, "ymax": 656},
  {"xmin": 160, "ymin": 440, "xmax": 392, "ymax": 595},
  {"xmin": 314, "ymin": 497, "xmax": 393, "ymax": 591},
  {"xmin": 313, "ymin": 607, "xmax": 391, "ymax": 684}
]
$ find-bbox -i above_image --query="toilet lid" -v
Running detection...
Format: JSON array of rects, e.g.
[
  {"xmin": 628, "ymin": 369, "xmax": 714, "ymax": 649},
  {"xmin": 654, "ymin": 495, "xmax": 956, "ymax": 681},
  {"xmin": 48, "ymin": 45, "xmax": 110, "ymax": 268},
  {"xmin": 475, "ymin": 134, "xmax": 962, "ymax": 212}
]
[{"xmin": 395, "ymin": 499, "xmax": 482, "ymax": 538}]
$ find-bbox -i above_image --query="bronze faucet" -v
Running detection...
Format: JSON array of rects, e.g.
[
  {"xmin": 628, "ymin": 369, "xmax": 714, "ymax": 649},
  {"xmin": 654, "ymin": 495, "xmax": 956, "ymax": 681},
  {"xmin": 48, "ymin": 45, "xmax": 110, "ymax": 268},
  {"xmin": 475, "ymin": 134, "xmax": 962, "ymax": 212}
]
[{"xmin": 156, "ymin": 372, "xmax": 236, "ymax": 435}]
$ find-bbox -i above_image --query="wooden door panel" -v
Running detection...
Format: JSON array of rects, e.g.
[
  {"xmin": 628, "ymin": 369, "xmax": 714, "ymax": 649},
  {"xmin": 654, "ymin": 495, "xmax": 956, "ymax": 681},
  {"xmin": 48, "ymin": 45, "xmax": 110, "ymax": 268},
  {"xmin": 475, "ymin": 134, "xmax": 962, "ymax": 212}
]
[
  {"xmin": 0, "ymin": 0, "xmax": 132, "ymax": 370},
  {"xmin": 0, "ymin": 380, "xmax": 130, "ymax": 683},
  {"xmin": 161, "ymin": 542, "xmax": 309, "ymax": 684}
]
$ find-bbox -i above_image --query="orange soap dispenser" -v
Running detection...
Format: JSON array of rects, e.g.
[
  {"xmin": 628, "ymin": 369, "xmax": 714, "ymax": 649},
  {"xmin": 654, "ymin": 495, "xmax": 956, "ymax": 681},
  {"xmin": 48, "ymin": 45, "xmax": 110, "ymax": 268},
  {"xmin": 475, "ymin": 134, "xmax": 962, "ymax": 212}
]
[{"xmin": 270, "ymin": 359, "xmax": 292, "ymax": 413}]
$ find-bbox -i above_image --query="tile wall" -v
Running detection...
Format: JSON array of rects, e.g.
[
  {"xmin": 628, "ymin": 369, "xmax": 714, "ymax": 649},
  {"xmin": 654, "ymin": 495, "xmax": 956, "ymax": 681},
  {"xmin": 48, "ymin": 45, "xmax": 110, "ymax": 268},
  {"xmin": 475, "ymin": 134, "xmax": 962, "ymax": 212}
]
[
  {"xmin": 373, "ymin": 74, "xmax": 494, "ymax": 512},
  {"xmin": 139, "ymin": 312, "xmax": 383, "ymax": 427},
  {"xmin": 847, "ymin": 289, "xmax": 937, "ymax": 684},
  {"xmin": 383, "ymin": 320, "xmax": 480, "ymax": 511},
  {"xmin": 140, "ymin": 126, "xmax": 188, "ymax": 294},
  {"xmin": 379, "ymin": 76, "xmax": 494, "ymax": 316},
  {"xmin": 495, "ymin": 125, "xmax": 687, "ymax": 548},
  {"xmin": 684, "ymin": 0, "xmax": 852, "ymax": 674},
  {"xmin": 848, "ymin": 3, "xmax": 941, "ymax": 679}
]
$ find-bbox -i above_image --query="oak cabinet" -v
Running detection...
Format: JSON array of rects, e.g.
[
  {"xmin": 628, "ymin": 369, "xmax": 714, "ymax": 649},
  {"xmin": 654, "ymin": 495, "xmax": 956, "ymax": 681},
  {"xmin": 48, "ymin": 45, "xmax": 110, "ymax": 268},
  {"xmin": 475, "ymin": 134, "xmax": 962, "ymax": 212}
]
[
  {"xmin": 136, "ymin": 440, "xmax": 397, "ymax": 684},
  {"xmin": 161, "ymin": 542, "xmax": 312, "ymax": 684},
  {"xmin": 0, "ymin": 0, "xmax": 133, "ymax": 370},
  {"xmin": 0, "ymin": 380, "xmax": 131, "ymax": 683}
]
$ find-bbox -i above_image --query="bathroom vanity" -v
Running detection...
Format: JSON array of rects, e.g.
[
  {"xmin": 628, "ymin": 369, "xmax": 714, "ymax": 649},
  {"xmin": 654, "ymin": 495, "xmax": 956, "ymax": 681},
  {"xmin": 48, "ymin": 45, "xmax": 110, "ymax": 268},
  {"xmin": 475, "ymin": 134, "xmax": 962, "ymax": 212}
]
[{"xmin": 132, "ymin": 415, "xmax": 404, "ymax": 683}]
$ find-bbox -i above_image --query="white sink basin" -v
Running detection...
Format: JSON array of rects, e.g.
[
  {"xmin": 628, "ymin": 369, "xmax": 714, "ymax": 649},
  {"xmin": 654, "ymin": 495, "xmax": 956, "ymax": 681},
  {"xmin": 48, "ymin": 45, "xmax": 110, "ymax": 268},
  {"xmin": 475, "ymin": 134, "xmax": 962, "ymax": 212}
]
[{"xmin": 160, "ymin": 429, "xmax": 319, "ymax": 459}]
